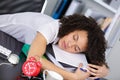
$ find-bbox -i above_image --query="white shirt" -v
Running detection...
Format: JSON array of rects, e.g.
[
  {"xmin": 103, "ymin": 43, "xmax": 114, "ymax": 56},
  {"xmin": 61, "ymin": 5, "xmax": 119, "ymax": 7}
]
[{"xmin": 0, "ymin": 12, "xmax": 59, "ymax": 44}]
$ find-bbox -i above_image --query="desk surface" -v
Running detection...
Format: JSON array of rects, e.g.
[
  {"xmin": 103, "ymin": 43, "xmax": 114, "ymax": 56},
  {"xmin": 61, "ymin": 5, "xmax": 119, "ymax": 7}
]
[
  {"xmin": 0, "ymin": 30, "xmax": 25, "ymax": 80},
  {"xmin": 0, "ymin": 54, "xmax": 26, "ymax": 80}
]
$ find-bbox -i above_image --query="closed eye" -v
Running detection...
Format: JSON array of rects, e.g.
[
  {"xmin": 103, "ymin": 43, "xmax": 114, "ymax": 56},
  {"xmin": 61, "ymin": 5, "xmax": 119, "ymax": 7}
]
[
  {"xmin": 73, "ymin": 34, "xmax": 78, "ymax": 41},
  {"xmin": 75, "ymin": 45, "xmax": 80, "ymax": 52},
  {"xmin": 73, "ymin": 34, "xmax": 81, "ymax": 52}
]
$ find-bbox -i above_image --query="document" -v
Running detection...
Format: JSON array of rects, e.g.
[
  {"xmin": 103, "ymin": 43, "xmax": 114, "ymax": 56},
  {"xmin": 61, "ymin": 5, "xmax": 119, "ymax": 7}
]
[{"xmin": 52, "ymin": 44, "xmax": 88, "ymax": 68}]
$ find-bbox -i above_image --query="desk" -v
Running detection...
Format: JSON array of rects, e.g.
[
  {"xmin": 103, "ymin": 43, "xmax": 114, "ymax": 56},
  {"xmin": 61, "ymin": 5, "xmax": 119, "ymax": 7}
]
[
  {"xmin": 0, "ymin": 55, "xmax": 26, "ymax": 80},
  {"xmin": 0, "ymin": 30, "xmax": 25, "ymax": 80}
]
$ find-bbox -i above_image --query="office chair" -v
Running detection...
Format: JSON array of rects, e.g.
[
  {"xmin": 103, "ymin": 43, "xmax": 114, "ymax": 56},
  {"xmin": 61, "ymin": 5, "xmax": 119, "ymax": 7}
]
[{"xmin": 0, "ymin": 0, "xmax": 47, "ymax": 14}]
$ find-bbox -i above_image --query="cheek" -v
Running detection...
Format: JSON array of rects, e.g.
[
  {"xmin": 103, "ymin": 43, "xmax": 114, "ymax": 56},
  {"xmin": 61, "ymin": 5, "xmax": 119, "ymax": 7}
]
[
  {"xmin": 80, "ymin": 39, "xmax": 88, "ymax": 51},
  {"xmin": 65, "ymin": 49, "xmax": 76, "ymax": 53},
  {"xmin": 63, "ymin": 49, "xmax": 73, "ymax": 53},
  {"xmin": 58, "ymin": 39, "xmax": 62, "ymax": 48},
  {"xmin": 60, "ymin": 36, "xmax": 69, "ymax": 43},
  {"xmin": 58, "ymin": 37, "xmax": 65, "ymax": 49}
]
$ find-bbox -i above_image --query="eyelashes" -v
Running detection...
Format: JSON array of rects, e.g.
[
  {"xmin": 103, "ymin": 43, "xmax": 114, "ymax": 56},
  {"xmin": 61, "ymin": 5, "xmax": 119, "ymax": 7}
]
[
  {"xmin": 73, "ymin": 34, "xmax": 78, "ymax": 41},
  {"xmin": 73, "ymin": 34, "xmax": 80, "ymax": 52}
]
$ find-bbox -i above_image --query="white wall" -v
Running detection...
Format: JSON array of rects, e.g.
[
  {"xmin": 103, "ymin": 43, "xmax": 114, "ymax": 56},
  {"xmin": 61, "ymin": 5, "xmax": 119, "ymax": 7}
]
[
  {"xmin": 81, "ymin": 0, "xmax": 114, "ymax": 17},
  {"xmin": 43, "ymin": 0, "xmax": 58, "ymax": 16},
  {"xmin": 105, "ymin": 21, "xmax": 120, "ymax": 80},
  {"xmin": 44, "ymin": 0, "xmax": 115, "ymax": 17}
]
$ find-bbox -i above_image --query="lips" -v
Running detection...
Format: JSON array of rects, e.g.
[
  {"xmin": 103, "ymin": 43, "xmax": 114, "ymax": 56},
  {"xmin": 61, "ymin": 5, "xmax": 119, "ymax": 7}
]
[{"xmin": 62, "ymin": 41, "xmax": 67, "ymax": 49}]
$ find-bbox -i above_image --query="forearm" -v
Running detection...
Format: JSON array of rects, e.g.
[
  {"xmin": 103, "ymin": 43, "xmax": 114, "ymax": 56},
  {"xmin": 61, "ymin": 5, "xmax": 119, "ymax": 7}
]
[
  {"xmin": 40, "ymin": 58, "xmax": 77, "ymax": 80},
  {"xmin": 27, "ymin": 32, "xmax": 47, "ymax": 60}
]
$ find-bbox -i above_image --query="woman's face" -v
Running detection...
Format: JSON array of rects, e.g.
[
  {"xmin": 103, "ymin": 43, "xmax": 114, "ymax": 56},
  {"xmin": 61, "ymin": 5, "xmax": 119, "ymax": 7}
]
[{"xmin": 58, "ymin": 30, "xmax": 88, "ymax": 53}]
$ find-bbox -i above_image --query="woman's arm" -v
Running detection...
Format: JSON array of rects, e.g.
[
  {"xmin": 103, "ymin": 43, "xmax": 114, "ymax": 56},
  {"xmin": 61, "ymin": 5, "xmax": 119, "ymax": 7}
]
[
  {"xmin": 27, "ymin": 32, "xmax": 90, "ymax": 80},
  {"xmin": 41, "ymin": 58, "xmax": 90, "ymax": 80},
  {"xmin": 27, "ymin": 32, "xmax": 47, "ymax": 60}
]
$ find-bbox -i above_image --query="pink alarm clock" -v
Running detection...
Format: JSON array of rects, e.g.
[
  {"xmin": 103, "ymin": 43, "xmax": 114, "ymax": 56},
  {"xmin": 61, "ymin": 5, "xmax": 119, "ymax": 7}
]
[{"xmin": 22, "ymin": 57, "xmax": 42, "ymax": 77}]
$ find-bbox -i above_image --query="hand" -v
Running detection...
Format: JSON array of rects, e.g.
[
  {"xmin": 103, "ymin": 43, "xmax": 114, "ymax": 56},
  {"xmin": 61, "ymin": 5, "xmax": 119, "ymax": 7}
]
[
  {"xmin": 22, "ymin": 57, "xmax": 42, "ymax": 76},
  {"xmin": 87, "ymin": 64, "xmax": 109, "ymax": 79},
  {"xmin": 73, "ymin": 63, "xmax": 90, "ymax": 80}
]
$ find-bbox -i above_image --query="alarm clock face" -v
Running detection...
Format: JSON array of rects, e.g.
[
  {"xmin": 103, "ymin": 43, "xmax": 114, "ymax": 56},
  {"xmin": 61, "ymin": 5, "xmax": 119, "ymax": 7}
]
[{"xmin": 22, "ymin": 61, "xmax": 38, "ymax": 76}]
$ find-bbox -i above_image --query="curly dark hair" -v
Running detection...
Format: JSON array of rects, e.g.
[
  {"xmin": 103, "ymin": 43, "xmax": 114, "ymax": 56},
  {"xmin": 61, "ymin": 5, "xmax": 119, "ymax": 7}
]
[{"xmin": 58, "ymin": 14, "xmax": 107, "ymax": 66}]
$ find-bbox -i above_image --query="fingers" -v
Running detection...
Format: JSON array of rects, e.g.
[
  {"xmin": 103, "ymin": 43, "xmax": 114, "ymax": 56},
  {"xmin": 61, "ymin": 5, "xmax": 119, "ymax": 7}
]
[
  {"xmin": 89, "ymin": 77, "xmax": 99, "ymax": 80},
  {"xmin": 87, "ymin": 64, "xmax": 101, "ymax": 78},
  {"xmin": 88, "ymin": 64, "xmax": 100, "ymax": 69},
  {"xmin": 78, "ymin": 63, "xmax": 90, "ymax": 73},
  {"xmin": 87, "ymin": 64, "xmax": 98, "ymax": 74},
  {"xmin": 87, "ymin": 66, "xmax": 97, "ymax": 73},
  {"xmin": 79, "ymin": 63, "xmax": 83, "ymax": 68},
  {"xmin": 77, "ymin": 63, "xmax": 87, "ymax": 73},
  {"xmin": 74, "ymin": 63, "xmax": 90, "ymax": 80}
]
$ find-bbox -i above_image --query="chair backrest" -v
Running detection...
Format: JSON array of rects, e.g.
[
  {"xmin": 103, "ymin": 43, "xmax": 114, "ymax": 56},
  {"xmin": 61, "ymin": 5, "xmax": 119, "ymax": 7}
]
[
  {"xmin": 41, "ymin": 0, "xmax": 47, "ymax": 14},
  {"xmin": 0, "ymin": 0, "xmax": 47, "ymax": 14}
]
